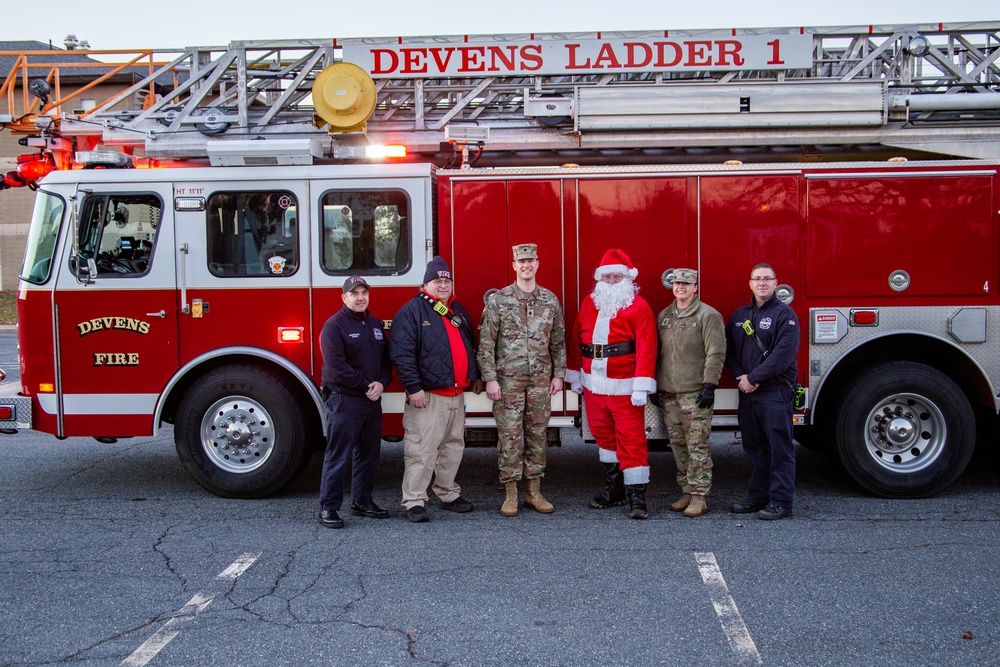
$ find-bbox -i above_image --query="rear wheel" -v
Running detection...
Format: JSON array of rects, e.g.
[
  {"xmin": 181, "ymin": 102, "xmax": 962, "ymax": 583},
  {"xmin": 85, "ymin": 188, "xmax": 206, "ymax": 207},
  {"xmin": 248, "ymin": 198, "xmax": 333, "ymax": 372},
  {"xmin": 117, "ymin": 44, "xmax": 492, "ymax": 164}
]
[
  {"xmin": 834, "ymin": 361, "xmax": 975, "ymax": 498},
  {"xmin": 175, "ymin": 364, "xmax": 314, "ymax": 498}
]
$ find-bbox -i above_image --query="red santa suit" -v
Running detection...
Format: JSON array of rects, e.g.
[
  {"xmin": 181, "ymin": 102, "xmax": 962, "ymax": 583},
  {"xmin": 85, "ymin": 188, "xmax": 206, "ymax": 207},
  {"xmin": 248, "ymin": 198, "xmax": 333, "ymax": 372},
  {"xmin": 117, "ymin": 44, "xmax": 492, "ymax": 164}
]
[{"xmin": 566, "ymin": 250, "xmax": 657, "ymax": 485}]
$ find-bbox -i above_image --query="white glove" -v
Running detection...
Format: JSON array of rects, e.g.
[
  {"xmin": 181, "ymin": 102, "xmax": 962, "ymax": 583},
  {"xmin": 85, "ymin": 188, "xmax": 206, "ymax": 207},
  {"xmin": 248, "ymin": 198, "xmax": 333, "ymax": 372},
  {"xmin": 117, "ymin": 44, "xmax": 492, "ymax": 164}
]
[
  {"xmin": 571, "ymin": 382, "xmax": 583, "ymax": 395},
  {"xmin": 631, "ymin": 390, "xmax": 647, "ymax": 407}
]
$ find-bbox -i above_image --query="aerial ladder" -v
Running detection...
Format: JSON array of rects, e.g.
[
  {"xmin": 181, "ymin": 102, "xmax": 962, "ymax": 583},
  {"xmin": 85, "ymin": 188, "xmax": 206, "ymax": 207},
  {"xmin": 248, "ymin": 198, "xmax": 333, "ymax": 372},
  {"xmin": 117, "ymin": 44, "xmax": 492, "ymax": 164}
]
[{"xmin": 1, "ymin": 21, "xmax": 999, "ymax": 178}]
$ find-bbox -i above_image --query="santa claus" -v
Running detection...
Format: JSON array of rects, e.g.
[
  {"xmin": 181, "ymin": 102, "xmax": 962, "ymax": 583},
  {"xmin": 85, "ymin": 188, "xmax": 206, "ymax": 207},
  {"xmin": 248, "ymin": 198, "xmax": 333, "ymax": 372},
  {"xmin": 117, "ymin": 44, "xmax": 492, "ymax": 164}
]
[{"xmin": 566, "ymin": 249, "xmax": 657, "ymax": 519}]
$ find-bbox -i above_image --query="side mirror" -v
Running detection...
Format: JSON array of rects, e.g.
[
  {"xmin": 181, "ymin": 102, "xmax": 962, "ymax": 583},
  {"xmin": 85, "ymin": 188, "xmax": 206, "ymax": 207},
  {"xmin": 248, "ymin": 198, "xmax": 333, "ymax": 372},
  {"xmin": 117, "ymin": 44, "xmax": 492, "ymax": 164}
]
[{"xmin": 72, "ymin": 254, "xmax": 96, "ymax": 284}]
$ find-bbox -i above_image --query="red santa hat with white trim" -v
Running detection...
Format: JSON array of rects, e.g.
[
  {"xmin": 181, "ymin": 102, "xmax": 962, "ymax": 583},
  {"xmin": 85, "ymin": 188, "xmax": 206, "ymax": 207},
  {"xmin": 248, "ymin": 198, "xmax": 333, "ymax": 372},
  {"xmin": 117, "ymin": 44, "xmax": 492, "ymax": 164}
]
[{"xmin": 593, "ymin": 248, "xmax": 638, "ymax": 281}]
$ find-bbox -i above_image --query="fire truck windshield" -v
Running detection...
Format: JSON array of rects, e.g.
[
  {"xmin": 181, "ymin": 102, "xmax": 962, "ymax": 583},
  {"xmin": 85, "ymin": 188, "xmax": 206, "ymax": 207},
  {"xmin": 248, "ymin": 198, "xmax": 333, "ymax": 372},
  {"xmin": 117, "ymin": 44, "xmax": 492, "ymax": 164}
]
[{"xmin": 20, "ymin": 190, "xmax": 65, "ymax": 285}]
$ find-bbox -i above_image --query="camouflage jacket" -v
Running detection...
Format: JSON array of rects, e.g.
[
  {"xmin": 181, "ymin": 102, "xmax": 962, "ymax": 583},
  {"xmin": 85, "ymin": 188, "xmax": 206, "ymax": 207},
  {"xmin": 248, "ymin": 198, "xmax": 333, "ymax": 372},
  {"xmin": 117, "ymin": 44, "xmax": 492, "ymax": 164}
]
[
  {"xmin": 656, "ymin": 295, "xmax": 726, "ymax": 394},
  {"xmin": 477, "ymin": 283, "xmax": 567, "ymax": 383}
]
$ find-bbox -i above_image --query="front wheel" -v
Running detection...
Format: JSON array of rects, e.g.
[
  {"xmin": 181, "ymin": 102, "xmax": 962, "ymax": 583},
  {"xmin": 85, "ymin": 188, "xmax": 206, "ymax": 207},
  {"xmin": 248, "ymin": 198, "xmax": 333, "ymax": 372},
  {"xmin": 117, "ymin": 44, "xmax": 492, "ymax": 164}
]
[
  {"xmin": 834, "ymin": 361, "xmax": 975, "ymax": 498},
  {"xmin": 175, "ymin": 364, "xmax": 315, "ymax": 498}
]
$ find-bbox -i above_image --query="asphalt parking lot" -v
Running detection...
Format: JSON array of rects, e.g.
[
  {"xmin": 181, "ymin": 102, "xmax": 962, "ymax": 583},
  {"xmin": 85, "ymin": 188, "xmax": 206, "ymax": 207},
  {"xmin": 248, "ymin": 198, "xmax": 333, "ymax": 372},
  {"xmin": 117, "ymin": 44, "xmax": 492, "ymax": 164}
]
[
  {"xmin": 2, "ymin": 424, "xmax": 1000, "ymax": 666},
  {"xmin": 1, "ymin": 330, "xmax": 999, "ymax": 665}
]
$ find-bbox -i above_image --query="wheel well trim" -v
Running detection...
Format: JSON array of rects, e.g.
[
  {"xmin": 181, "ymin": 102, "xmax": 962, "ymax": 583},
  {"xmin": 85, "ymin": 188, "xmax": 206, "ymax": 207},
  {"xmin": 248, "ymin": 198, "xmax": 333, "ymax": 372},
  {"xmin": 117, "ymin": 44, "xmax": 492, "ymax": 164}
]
[
  {"xmin": 154, "ymin": 347, "xmax": 326, "ymax": 433},
  {"xmin": 809, "ymin": 329, "xmax": 996, "ymax": 423}
]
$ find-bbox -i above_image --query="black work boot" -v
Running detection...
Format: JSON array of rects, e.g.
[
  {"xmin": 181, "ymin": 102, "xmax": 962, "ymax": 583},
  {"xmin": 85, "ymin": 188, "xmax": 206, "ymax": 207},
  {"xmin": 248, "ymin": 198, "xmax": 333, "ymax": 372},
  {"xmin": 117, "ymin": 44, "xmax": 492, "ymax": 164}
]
[
  {"xmin": 589, "ymin": 462, "xmax": 626, "ymax": 509},
  {"xmin": 626, "ymin": 484, "xmax": 649, "ymax": 520}
]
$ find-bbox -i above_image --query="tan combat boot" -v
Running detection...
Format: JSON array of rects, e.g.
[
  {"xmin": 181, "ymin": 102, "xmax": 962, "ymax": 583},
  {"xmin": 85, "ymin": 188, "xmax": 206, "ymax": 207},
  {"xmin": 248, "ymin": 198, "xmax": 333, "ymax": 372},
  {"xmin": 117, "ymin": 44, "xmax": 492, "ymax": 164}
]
[
  {"xmin": 669, "ymin": 493, "xmax": 692, "ymax": 512},
  {"xmin": 524, "ymin": 478, "xmax": 555, "ymax": 513},
  {"xmin": 683, "ymin": 495, "xmax": 708, "ymax": 518},
  {"xmin": 500, "ymin": 480, "xmax": 519, "ymax": 517}
]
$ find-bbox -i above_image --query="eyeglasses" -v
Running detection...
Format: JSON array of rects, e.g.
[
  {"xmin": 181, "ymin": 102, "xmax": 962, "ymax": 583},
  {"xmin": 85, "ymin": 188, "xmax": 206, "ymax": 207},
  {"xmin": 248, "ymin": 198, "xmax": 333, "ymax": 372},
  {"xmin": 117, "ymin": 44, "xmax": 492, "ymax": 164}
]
[
  {"xmin": 750, "ymin": 276, "xmax": 776, "ymax": 283},
  {"xmin": 600, "ymin": 273, "xmax": 625, "ymax": 283}
]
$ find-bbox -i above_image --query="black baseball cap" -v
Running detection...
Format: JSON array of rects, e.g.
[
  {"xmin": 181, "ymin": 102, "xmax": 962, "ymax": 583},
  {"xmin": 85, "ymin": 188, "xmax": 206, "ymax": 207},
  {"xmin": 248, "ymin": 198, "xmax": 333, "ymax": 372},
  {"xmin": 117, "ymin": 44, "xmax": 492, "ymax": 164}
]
[{"xmin": 342, "ymin": 276, "xmax": 371, "ymax": 293}]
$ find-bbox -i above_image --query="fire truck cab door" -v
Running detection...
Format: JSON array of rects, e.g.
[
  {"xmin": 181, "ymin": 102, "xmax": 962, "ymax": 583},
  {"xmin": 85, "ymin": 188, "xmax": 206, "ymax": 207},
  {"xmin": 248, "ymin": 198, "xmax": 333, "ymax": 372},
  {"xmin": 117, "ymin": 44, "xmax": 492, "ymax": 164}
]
[{"xmin": 51, "ymin": 184, "xmax": 178, "ymax": 437}]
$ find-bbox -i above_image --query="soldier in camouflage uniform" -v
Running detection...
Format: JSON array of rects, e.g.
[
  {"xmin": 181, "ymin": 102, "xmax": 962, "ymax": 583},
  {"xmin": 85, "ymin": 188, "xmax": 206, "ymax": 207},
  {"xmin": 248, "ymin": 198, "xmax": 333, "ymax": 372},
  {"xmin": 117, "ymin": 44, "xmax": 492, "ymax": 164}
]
[
  {"xmin": 478, "ymin": 243, "xmax": 567, "ymax": 517},
  {"xmin": 656, "ymin": 268, "xmax": 726, "ymax": 518}
]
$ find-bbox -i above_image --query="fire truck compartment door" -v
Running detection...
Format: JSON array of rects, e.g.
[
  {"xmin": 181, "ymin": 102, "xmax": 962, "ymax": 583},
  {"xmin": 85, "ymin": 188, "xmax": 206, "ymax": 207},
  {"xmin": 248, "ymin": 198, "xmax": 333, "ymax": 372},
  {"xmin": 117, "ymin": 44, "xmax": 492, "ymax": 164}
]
[
  {"xmin": 51, "ymin": 183, "xmax": 178, "ymax": 437},
  {"xmin": 805, "ymin": 173, "xmax": 995, "ymax": 297}
]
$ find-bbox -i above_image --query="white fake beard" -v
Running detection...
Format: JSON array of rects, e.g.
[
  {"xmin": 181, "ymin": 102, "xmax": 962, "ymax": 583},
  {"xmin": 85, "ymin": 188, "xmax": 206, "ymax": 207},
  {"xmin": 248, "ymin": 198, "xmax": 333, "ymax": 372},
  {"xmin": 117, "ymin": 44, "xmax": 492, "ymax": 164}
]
[{"xmin": 592, "ymin": 279, "xmax": 638, "ymax": 313}]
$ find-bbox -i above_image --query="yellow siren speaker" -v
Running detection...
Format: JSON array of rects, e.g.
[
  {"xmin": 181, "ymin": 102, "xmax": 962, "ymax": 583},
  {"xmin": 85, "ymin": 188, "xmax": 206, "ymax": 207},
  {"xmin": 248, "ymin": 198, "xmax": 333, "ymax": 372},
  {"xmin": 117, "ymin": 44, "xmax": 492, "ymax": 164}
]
[{"xmin": 312, "ymin": 62, "xmax": 377, "ymax": 132}]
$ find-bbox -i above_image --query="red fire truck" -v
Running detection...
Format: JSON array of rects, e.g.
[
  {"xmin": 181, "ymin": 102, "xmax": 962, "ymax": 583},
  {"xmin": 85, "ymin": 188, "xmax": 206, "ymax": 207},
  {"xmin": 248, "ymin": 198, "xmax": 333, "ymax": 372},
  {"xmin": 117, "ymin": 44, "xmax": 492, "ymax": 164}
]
[{"xmin": 2, "ymin": 26, "xmax": 999, "ymax": 499}]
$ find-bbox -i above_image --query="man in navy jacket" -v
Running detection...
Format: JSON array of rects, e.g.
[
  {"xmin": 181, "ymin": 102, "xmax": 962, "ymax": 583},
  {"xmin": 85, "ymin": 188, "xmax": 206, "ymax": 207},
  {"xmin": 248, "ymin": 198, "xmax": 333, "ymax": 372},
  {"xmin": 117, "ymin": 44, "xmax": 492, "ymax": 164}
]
[
  {"xmin": 317, "ymin": 276, "xmax": 393, "ymax": 529},
  {"xmin": 725, "ymin": 263, "xmax": 800, "ymax": 520},
  {"xmin": 390, "ymin": 256, "xmax": 481, "ymax": 522}
]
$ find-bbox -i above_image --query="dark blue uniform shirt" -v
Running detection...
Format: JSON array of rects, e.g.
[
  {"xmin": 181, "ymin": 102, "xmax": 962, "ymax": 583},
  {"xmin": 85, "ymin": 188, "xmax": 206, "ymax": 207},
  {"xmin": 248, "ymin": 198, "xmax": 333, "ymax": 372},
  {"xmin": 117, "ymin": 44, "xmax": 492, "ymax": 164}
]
[
  {"xmin": 725, "ymin": 293, "xmax": 800, "ymax": 391},
  {"xmin": 320, "ymin": 305, "xmax": 392, "ymax": 396}
]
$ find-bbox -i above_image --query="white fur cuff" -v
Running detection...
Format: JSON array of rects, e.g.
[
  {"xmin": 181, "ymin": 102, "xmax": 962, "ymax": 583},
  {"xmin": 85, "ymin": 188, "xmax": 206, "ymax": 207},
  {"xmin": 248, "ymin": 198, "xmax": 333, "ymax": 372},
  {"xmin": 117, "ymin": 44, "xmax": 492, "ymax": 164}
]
[
  {"xmin": 623, "ymin": 466, "xmax": 650, "ymax": 485},
  {"xmin": 598, "ymin": 447, "xmax": 619, "ymax": 463}
]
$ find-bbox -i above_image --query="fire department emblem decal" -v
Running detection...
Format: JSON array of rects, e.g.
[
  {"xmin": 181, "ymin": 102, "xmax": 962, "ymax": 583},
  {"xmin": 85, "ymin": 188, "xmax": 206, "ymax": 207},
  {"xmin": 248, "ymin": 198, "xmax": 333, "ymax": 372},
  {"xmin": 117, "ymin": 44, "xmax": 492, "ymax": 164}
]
[
  {"xmin": 373, "ymin": 327, "xmax": 384, "ymax": 340},
  {"xmin": 267, "ymin": 256, "xmax": 286, "ymax": 274},
  {"xmin": 760, "ymin": 317, "xmax": 773, "ymax": 330}
]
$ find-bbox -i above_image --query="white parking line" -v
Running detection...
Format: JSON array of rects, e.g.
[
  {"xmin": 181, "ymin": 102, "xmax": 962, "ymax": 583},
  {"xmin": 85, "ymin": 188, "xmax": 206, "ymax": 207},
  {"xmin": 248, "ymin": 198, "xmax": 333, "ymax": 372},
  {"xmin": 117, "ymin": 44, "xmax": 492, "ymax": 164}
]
[
  {"xmin": 217, "ymin": 552, "xmax": 260, "ymax": 581},
  {"xmin": 120, "ymin": 552, "xmax": 261, "ymax": 667},
  {"xmin": 119, "ymin": 621, "xmax": 179, "ymax": 667},
  {"xmin": 694, "ymin": 551, "xmax": 764, "ymax": 666}
]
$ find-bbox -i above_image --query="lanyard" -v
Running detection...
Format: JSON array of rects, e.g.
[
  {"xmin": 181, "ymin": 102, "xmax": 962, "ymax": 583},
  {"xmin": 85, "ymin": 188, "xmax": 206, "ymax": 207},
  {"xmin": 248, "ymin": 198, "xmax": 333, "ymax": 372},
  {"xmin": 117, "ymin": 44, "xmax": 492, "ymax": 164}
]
[{"xmin": 420, "ymin": 292, "xmax": 463, "ymax": 327}]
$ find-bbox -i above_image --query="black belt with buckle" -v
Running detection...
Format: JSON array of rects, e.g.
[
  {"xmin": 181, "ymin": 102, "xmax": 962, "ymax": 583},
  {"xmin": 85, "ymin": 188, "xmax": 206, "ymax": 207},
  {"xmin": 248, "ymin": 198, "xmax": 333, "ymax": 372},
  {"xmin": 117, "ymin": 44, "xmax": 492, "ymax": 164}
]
[{"xmin": 581, "ymin": 341, "xmax": 636, "ymax": 359}]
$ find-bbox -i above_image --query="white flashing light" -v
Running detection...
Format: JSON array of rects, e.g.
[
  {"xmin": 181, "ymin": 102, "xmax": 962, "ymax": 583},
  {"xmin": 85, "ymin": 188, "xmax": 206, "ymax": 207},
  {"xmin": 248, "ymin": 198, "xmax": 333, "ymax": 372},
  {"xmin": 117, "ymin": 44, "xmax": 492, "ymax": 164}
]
[
  {"xmin": 76, "ymin": 151, "xmax": 132, "ymax": 167},
  {"xmin": 175, "ymin": 197, "xmax": 206, "ymax": 212},
  {"xmin": 332, "ymin": 144, "xmax": 407, "ymax": 159},
  {"xmin": 367, "ymin": 144, "xmax": 407, "ymax": 158}
]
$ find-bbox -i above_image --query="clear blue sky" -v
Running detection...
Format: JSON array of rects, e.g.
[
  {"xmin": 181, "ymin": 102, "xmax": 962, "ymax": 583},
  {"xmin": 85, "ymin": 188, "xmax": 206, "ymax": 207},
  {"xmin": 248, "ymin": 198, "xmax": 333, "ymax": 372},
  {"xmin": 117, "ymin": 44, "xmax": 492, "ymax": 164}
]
[{"xmin": 0, "ymin": 0, "xmax": 996, "ymax": 50}]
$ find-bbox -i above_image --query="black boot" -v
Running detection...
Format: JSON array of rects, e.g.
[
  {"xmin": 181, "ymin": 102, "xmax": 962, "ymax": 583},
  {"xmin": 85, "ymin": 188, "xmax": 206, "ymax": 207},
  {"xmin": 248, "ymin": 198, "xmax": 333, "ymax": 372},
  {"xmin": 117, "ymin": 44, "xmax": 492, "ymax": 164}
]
[
  {"xmin": 589, "ymin": 462, "xmax": 626, "ymax": 509},
  {"xmin": 626, "ymin": 484, "xmax": 649, "ymax": 520}
]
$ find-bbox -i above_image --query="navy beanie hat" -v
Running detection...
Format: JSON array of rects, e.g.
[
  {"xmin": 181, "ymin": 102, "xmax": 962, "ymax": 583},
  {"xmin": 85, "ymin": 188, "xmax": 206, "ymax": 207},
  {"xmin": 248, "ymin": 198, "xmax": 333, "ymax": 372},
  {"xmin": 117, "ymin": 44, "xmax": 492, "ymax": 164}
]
[{"xmin": 423, "ymin": 256, "xmax": 452, "ymax": 284}]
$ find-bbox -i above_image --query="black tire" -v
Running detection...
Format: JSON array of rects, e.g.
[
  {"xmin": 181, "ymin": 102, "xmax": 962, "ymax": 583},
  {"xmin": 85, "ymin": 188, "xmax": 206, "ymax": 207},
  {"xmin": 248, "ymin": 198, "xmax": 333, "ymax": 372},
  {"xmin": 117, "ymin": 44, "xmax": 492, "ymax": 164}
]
[
  {"xmin": 175, "ymin": 364, "xmax": 314, "ymax": 498},
  {"xmin": 834, "ymin": 361, "xmax": 975, "ymax": 498}
]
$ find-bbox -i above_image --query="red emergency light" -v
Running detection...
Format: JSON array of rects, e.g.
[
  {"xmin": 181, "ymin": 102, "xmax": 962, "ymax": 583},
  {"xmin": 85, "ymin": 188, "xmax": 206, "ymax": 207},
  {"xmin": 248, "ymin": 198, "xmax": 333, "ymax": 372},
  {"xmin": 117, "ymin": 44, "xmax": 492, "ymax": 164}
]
[
  {"xmin": 17, "ymin": 155, "xmax": 55, "ymax": 183},
  {"xmin": 1, "ymin": 154, "xmax": 55, "ymax": 190},
  {"xmin": 1, "ymin": 171, "xmax": 26, "ymax": 188},
  {"xmin": 850, "ymin": 309, "xmax": 879, "ymax": 326}
]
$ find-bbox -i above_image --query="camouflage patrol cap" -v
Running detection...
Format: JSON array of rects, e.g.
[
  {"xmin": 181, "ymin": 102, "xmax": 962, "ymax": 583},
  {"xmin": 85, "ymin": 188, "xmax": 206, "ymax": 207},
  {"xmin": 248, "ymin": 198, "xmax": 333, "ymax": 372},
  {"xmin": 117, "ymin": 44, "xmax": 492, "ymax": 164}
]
[
  {"xmin": 673, "ymin": 268, "xmax": 698, "ymax": 284},
  {"xmin": 512, "ymin": 243, "xmax": 538, "ymax": 260}
]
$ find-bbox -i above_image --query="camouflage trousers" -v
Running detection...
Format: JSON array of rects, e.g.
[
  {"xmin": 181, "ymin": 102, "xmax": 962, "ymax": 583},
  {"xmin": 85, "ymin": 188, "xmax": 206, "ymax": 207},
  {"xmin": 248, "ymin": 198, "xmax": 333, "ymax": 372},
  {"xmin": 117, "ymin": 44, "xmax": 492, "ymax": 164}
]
[
  {"xmin": 494, "ymin": 377, "xmax": 552, "ymax": 483},
  {"xmin": 660, "ymin": 391, "xmax": 714, "ymax": 495}
]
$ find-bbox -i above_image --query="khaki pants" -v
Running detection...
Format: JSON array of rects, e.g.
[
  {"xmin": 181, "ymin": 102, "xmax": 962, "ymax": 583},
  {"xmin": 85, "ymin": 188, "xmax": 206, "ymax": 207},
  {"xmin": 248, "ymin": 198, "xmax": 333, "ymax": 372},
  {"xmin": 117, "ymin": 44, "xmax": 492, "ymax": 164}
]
[{"xmin": 401, "ymin": 392, "xmax": 466, "ymax": 508}]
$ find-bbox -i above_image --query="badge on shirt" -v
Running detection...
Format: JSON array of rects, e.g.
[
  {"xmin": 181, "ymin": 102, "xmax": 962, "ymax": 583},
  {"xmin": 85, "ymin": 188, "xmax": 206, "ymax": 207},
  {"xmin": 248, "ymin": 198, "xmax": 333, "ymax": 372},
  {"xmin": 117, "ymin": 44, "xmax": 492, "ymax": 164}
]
[
  {"xmin": 373, "ymin": 327, "xmax": 384, "ymax": 340},
  {"xmin": 760, "ymin": 317, "xmax": 773, "ymax": 330}
]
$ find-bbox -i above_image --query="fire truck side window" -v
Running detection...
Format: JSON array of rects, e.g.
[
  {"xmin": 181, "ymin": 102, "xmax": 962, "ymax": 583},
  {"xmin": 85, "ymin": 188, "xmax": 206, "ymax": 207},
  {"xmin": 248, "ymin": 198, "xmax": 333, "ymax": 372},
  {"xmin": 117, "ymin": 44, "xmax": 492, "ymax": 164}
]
[
  {"xmin": 76, "ymin": 194, "xmax": 162, "ymax": 277},
  {"xmin": 206, "ymin": 191, "xmax": 299, "ymax": 277},
  {"xmin": 21, "ymin": 191, "xmax": 65, "ymax": 285},
  {"xmin": 320, "ymin": 190, "xmax": 410, "ymax": 275}
]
